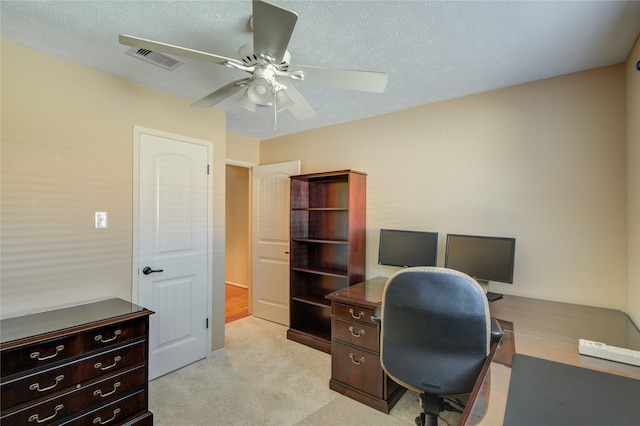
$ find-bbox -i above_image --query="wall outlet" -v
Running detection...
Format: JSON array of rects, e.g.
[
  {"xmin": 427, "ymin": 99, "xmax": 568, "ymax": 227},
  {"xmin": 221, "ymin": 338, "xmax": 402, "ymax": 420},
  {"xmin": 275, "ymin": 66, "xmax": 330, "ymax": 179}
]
[{"xmin": 95, "ymin": 211, "xmax": 108, "ymax": 229}]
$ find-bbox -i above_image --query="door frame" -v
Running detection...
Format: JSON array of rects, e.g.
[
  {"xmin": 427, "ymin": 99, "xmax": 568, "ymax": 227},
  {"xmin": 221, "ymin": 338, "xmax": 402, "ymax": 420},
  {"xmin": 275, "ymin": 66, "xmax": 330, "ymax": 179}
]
[
  {"xmin": 132, "ymin": 125, "xmax": 214, "ymax": 354},
  {"xmin": 226, "ymin": 159, "xmax": 257, "ymax": 316}
]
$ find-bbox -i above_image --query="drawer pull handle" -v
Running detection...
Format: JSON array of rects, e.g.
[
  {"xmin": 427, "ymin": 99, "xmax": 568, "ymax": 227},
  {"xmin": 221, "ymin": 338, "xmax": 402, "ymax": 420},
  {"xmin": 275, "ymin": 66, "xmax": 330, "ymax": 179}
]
[
  {"xmin": 28, "ymin": 404, "xmax": 63, "ymax": 423},
  {"xmin": 30, "ymin": 345, "xmax": 64, "ymax": 361},
  {"xmin": 348, "ymin": 326, "xmax": 365, "ymax": 338},
  {"xmin": 94, "ymin": 329, "xmax": 121, "ymax": 343},
  {"xmin": 349, "ymin": 353, "xmax": 365, "ymax": 365},
  {"xmin": 349, "ymin": 308, "xmax": 365, "ymax": 319},
  {"xmin": 93, "ymin": 408, "xmax": 121, "ymax": 425},
  {"xmin": 93, "ymin": 381, "xmax": 121, "ymax": 398},
  {"xmin": 29, "ymin": 375, "xmax": 64, "ymax": 392},
  {"xmin": 94, "ymin": 356, "xmax": 121, "ymax": 371}
]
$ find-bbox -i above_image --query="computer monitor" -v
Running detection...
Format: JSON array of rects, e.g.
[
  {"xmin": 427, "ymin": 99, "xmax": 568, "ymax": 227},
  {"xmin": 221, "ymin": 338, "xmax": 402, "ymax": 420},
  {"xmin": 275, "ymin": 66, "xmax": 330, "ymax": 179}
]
[
  {"xmin": 444, "ymin": 234, "xmax": 516, "ymax": 297},
  {"xmin": 378, "ymin": 229, "xmax": 438, "ymax": 268}
]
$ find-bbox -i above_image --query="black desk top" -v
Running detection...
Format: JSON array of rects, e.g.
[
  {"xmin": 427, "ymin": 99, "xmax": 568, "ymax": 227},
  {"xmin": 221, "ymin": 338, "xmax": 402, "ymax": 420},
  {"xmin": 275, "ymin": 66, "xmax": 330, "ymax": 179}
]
[{"xmin": 504, "ymin": 354, "xmax": 640, "ymax": 426}]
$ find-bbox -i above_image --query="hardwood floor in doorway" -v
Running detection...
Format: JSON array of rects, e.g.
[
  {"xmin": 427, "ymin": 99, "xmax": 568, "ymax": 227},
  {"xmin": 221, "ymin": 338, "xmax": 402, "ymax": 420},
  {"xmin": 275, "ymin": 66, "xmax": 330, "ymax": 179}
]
[{"xmin": 225, "ymin": 284, "xmax": 249, "ymax": 323}]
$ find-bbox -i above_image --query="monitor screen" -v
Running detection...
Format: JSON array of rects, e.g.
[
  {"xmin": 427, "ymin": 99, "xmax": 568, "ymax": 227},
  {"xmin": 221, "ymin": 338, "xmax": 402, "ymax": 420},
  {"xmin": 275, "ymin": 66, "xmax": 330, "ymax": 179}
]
[
  {"xmin": 444, "ymin": 234, "xmax": 516, "ymax": 283},
  {"xmin": 378, "ymin": 229, "xmax": 438, "ymax": 268}
]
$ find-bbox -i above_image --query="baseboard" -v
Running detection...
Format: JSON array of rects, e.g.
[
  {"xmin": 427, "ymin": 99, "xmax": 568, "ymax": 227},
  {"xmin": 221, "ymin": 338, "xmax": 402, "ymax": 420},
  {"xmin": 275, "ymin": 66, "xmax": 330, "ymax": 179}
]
[
  {"xmin": 208, "ymin": 347, "xmax": 226, "ymax": 359},
  {"xmin": 225, "ymin": 281, "xmax": 248, "ymax": 289}
]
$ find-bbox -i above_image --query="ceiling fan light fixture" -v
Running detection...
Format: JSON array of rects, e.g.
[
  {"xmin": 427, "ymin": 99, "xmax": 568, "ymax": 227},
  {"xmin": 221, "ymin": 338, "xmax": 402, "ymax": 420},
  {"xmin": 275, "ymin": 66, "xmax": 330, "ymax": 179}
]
[
  {"xmin": 237, "ymin": 89, "xmax": 257, "ymax": 112},
  {"xmin": 275, "ymin": 88, "xmax": 294, "ymax": 112},
  {"xmin": 247, "ymin": 76, "xmax": 273, "ymax": 105}
]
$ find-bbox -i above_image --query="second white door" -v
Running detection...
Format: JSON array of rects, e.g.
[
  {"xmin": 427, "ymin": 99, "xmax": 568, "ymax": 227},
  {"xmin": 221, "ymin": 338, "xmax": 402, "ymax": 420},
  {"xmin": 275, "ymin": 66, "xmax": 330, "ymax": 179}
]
[{"xmin": 251, "ymin": 160, "xmax": 300, "ymax": 325}]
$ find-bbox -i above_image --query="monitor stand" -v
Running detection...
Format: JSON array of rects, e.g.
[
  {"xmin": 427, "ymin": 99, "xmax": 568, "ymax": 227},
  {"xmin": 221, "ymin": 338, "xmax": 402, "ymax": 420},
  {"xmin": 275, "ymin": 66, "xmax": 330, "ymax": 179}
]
[{"xmin": 476, "ymin": 279, "xmax": 503, "ymax": 302}]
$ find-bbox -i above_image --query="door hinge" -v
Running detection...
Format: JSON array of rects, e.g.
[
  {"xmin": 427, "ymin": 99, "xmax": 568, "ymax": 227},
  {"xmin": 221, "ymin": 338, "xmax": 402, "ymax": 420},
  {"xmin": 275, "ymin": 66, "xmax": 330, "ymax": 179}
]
[
  {"xmin": 206, "ymin": 318, "xmax": 209, "ymax": 329},
  {"xmin": 207, "ymin": 164, "xmax": 210, "ymax": 175}
]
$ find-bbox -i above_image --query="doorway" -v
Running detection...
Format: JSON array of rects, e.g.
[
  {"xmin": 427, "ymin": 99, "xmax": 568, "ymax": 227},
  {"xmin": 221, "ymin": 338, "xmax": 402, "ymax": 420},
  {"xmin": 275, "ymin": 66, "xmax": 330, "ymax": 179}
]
[{"xmin": 225, "ymin": 164, "xmax": 251, "ymax": 322}]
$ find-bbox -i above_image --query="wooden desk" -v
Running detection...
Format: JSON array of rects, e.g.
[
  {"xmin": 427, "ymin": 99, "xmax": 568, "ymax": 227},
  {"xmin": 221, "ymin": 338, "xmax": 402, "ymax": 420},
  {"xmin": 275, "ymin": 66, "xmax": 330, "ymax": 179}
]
[
  {"xmin": 466, "ymin": 295, "xmax": 640, "ymax": 425},
  {"xmin": 328, "ymin": 278, "xmax": 640, "ymax": 424},
  {"xmin": 326, "ymin": 277, "xmax": 405, "ymax": 413}
]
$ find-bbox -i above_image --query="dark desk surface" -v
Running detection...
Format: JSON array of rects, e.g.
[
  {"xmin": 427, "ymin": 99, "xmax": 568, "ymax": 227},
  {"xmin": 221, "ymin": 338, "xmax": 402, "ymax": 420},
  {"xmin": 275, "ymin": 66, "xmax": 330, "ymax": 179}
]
[{"xmin": 339, "ymin": 278, "xmax": 640, "ymax": 425}]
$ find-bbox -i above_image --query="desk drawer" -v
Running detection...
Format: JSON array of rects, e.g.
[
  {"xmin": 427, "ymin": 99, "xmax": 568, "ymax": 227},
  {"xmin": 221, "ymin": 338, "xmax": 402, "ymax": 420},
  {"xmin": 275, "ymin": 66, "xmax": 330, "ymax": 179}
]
[
  {"xmin": 1, "ymin": 318, "xmax": 147, "ymax": 378},
  {"xmin": 0, "ymin": 365, "xmax": 146, "ymax": 425},
  {"xmin": 1, "ymin": 341, "xmax": 146, "ymax": 410},
  {"xmin": 332, "ymin": 342, "xmax": 384, "ymax": 398},
  {"xmin": 60, "ymin": 389, "xmax": 147, "ymax": 426},
  {"xmin": 333, "ymin": 303, "xmax": 376, "ymax": 325},
  {"xmin": 332, "ymin": 318, "xmax": 378, "ymax": 352}
]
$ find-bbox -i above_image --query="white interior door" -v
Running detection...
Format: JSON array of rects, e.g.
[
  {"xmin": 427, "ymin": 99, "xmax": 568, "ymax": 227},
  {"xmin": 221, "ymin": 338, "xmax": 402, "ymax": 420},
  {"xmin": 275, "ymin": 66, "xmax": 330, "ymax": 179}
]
[
  {"xmin": 252, "ymin": 160, "xmax": 300, "ymax": 325},
  {"xmin": 135, "ymin": 128, "xmax": 210, "ymax": 380}
]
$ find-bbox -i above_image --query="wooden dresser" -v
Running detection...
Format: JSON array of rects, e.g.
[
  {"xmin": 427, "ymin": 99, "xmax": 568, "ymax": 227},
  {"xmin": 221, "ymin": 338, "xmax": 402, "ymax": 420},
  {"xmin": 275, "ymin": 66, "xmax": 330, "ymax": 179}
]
[
  {"xmin": 0, "ymin": 298, "xmax": 153, "ymax": 425},
  {"xmin": 326, "ymin": 277, "xmax": 405, "ymax": 413}
]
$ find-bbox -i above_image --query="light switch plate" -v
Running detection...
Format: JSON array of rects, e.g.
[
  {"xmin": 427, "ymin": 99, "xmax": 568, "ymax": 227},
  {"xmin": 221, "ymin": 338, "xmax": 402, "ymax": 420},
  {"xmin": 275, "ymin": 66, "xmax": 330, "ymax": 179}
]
[{"xmin": 95, "ymin": 211, "xmax": 108, "ymax": 229}]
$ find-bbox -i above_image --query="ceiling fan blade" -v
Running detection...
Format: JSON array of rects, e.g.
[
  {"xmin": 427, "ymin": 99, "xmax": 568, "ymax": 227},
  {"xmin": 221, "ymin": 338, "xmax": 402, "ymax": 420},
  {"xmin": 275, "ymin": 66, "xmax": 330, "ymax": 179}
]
[
  {"xmin": 290, "ymin": 65, "xmax": 388, "ymax": 93},
  {"xmin": 252, "ymin": 0, "xmax": 298, "ymax": 63},
  {"xmin": 191, "ymin": 78, "xmax": 250, "ymax": 107},
  {"xmin": 119, "ymin": 34, "xmax": 242, "ymax": 67},
  {"xmin": 281, "ymin": 84, "xmax": 316, "ymax": 120}
]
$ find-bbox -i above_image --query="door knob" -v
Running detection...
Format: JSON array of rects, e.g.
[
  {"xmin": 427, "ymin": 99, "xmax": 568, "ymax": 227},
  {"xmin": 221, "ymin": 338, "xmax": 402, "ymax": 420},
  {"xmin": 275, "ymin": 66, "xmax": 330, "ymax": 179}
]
[{"xmin": 142, "ymin": 267, "xmax": 164, "ymax": 275}]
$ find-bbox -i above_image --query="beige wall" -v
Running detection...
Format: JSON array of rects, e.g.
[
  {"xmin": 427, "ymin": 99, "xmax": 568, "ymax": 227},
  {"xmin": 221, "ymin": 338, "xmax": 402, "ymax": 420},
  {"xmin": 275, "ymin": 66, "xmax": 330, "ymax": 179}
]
[
  {"xmin": 261, "ymin": 65, "xmax": 628, "ymax": 310},
  {"xmin": 627, "ymin": 37, "xmax": 640, "ymax": 327},
  {"xmin": 225, "ymin": 165, "xmax": 251, "ymax": 288},
  {"xmin": 1, "ymin": 41, "xmax": 228, "ymax": 351},
  {"xmin": 227, "ymin": 133, "xmax": 260, "ymax": 165}
]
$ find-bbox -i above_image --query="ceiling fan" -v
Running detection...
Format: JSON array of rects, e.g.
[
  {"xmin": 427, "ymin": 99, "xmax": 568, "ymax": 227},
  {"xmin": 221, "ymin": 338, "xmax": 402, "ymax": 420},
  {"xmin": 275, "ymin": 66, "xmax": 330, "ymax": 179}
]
[{"xmin": 119, "ymin": 0, "xmax": 387, "ymax": 125}]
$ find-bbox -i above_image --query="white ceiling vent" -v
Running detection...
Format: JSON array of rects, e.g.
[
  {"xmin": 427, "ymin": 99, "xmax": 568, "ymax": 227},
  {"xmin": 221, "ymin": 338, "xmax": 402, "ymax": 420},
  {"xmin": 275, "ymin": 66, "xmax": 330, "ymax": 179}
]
[{"xmin": 125, "ymin": 47, "xmax": 184, "ymax": 70}]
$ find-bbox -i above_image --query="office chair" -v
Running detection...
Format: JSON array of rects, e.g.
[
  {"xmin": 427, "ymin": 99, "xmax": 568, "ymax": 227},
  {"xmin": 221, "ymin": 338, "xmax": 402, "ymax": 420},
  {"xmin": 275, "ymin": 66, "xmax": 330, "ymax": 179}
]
[{"xmin": 373, "ymin": 267, "xmax": 500, "ymax": 426}]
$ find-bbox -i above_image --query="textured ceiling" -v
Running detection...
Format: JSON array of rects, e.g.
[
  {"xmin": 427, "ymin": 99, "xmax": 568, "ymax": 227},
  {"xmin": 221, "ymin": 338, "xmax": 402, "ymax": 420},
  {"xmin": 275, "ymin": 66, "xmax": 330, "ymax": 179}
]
[{"xmin": 2, "ymin": 1, "xmax": 639, "ymax": 140}]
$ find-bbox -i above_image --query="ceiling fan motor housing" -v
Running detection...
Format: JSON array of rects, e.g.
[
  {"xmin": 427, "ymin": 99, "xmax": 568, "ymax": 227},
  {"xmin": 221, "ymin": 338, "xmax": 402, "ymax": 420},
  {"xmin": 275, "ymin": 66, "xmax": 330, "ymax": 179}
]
[{"xmin": 239, "ymin": 43, "xmax": 291, "ymax": 72}]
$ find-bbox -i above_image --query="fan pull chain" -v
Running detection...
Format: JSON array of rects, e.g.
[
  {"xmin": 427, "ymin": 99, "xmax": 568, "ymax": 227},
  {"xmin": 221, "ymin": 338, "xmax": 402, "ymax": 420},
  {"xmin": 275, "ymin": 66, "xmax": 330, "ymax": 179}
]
[{"xmin": 273, "ymin": 92, "xmax": 278, "ymax": 130}]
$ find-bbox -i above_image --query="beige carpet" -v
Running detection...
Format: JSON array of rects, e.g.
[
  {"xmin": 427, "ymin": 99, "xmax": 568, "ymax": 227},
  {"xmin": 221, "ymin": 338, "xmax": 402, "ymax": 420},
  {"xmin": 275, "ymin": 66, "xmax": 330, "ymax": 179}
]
[{"xmin": 149, "ymin": 316, "xmax": 460, "ymax": 425}]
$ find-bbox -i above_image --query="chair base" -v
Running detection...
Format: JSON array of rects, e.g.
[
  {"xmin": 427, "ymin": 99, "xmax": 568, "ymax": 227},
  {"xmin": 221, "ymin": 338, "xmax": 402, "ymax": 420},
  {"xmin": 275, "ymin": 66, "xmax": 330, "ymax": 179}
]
[
  {"xmin": 415, "ymin": 392, "xmax": 465, "ymax": 426},
  {"xmin": 415, "ymin": 413, "xmax": 438, "ymax": 426},
  {"xmin": 415, "ymin": 393, "xmax": 442, "ymax": 426}
]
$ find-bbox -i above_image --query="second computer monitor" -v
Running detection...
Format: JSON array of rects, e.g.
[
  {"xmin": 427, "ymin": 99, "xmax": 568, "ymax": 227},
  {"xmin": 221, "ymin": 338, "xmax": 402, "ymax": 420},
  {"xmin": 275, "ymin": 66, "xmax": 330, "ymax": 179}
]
[{"xmin": 444, "ymin": 234, "xmax": 516, "ymax": 284}]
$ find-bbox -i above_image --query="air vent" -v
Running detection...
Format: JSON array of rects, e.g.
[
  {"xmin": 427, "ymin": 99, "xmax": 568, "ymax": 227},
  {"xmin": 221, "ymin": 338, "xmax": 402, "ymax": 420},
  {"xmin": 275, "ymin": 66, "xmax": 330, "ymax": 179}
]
[{"xmin": 125, "ymin": 47, "xmax": 184, "ymax": 71}]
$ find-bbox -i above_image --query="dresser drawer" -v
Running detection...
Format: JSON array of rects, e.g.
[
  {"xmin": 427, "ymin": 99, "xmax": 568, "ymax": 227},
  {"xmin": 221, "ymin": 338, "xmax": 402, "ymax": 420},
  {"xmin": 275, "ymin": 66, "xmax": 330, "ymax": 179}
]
[
  {"xmin": 332, "ymin": 342, "xmax": 384, "ymax": 398},
  {"xmin": 332, "ymin": 317, "xmax": 378, "ymax": 352},
  {"xmin": 332, "ymin": 302, "xmax": 377, "ymax": 325},
  {"xmin": 60, "ymin": 389, "xmax": 147, "ymax": 426},
  {"xmin": 1, "ymin": 341, "xmax": 146, "ymax": 410},
  {"xmin": 1, "ymin": 317, "xmax": 147, "ymax": 378},
  {"xmin": 0, "ymin": 365, "xmax": 146, "ymax": 425}
]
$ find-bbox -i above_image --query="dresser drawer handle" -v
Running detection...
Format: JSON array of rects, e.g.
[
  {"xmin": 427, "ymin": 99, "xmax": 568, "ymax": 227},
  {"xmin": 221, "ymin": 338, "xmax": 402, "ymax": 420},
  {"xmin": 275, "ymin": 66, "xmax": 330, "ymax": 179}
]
[
  {"xmin": 94, "ymin": 330, "xmax": 121, "ymax": 343},
  {"xmin": 348, "ymin": 325, "xmax": 365, "ymax": 337},
  {"xmin": 349, "ymin": 308, "xmax": 365, "ymax": 319},
  {"xmin": 93, "ymin": 381, "xmax": 121, "ymax": 398},
  {"xmin": 349, "ymin": 353, "xmax": 365, "ymax": 365},
  {"xmin": 28, "ymin": 404, "xmax": 64, "ymax": 423},
  {"xmin": 29, "ymin": 375, "xmax": 64, "ymax": 392},
  {"xmin": 30, "ymin": 345, "xmax": 64, "ymax": 361},
  {"xmin": 93, "ymin": 408, "xmax": 121, "ymax": 425},
  {"xmin": 94, "ymin": 356, "xmax": 122, "ymax": 371}
]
